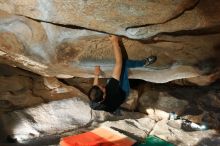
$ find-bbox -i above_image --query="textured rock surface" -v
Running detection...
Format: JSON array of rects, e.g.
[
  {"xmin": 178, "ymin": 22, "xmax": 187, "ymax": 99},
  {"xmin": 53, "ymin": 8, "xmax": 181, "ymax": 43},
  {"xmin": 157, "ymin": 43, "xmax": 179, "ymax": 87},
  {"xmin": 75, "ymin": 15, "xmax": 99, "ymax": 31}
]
[
  {"xmin": 0, "ymin": 0, "xmax": 219, "ymax": 39},
  {"xmin": 0, "ymin": 64, "xmax": 88, "ymax": 113},
  {"xmin": 0, "ymin": 97, "xmax": 92, "ymax": 142},
  {"xmin": 0, "ymin": 74, "xmax": 43, "ymax": 112},
  {"xmin": 0, "ymin": 97, "xmax": 220, "ymax": 146},
  {"xmin": 138, "ymin": 83, "xmax": 189, "ymax": 115},
  {"xmin": 0, "ymin": 0, "xmax": 199, "ymax": 38},
  {"xmin": 0, "ymin": 97, "xmax": 151, "ymax": 143},
  {"xmin": 0, "ymin": 65, "xmax": 220, "ymax": 145},
  {"xmin": 1, "ymin": 1, "xmax": 220, "ymax": 145},
  {"xmin": 0, "ymin": 10, "xmax": 220, "ymax": 84},
  {"xmin": 138, "ymin": 81, "xmax": 220, "ymax": 129},
  {"xmin": 127, "ymin": 0, "xmax": 220, "ymax": 39},
  {"xmin": 32, "ymin": 77, "xmax": 88, "ymax": 101},
  {"xmin": 0, "ymin": 0, "xmax": 220, "ymax": 84},
  {"xmin": 150, "ymin": 119, "xmax": 220, "ymax": 146}
]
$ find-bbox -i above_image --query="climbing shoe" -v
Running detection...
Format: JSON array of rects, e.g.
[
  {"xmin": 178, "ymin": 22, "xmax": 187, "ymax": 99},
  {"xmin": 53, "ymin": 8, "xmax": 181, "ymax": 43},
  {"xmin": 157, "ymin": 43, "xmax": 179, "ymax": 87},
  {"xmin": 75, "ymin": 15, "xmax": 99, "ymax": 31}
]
[{"xmin": 144, "ymin": 55, "xmax": 157, "ymax": 67}]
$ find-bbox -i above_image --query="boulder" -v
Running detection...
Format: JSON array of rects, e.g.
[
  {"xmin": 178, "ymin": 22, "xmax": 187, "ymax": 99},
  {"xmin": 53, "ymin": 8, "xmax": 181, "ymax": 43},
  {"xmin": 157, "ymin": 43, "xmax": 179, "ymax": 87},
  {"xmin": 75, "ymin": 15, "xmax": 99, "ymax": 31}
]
[
  {"xmin": 0, "ymin": 1, "xmax": 220, "ymax": 145},
  {"xmin": 137, "ymin": 82, "xmax": 220, "ymax": 129},
  {"xmin": 0, "ymin": 65, "xmax": 89, "ymax": 112},
  {"xmin": 1, "ymin": 10, "xmax": 220, "ymax": 84},
  {"xmin": 150, "ymin": 119, "xmax": 220, "ymax": 146},
  {"xmin": 0, "ymin": 97, "xmax": 152, "ymax": 143},
  {"xmin": 0, "ymin": 75, "xmax": 32, "ymax": 93},
  {"xmin": 0, "ymin": 0, "xmax": 199, "ymax": 38},
  {"xmin": 0, "ymin": 75, "xmax": 43, "ymax": 112},
  {"xmin": 0, "ymin": 90, "xmax": 43, "ymax": 112},
  {"xmin": 126, "ymin": 0, "xmax": 220, "ymax": 39},
  {"xmin": 32, "ymin": 77, "xmax": 88, "ymax": 101},
  {"xmin": 0, "ymin": 97, "xmax": 92, "ymax": 143},
  {"xmin": 138, "ymin": 84, "xmax": 189, "ymax": 118}
]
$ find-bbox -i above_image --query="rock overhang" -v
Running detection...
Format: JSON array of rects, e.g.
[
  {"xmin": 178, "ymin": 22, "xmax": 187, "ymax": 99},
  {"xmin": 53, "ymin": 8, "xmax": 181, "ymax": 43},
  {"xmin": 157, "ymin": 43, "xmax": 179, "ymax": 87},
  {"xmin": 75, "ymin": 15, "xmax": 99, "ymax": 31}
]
[{"xmin": 0, "ymin": 0, "xmax": 220, "ymax": 85}]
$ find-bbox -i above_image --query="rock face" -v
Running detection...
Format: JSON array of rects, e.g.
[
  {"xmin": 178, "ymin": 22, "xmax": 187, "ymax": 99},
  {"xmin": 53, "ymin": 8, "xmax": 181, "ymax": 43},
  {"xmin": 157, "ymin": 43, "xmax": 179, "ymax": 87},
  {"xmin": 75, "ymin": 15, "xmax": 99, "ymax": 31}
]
[
  {"xmin": 138, "ymin": 83, "xmax": 189, "ymax": 120},
  {"xmin": 126, "ymin": 0, "xmax": 220, "ymax": 39},
  {"xmin": 0, "ymin": 64, "xmax": 88, "ymax": 113},
  {"xmin": 150, "ymin": 119, "xmax": 220, "ymax": 146},
  {"xmin": 0, "ymin": 1, "xmax": 220, "ymax": 84},
  {"xmin": 0, "ymin": 97, "xmax": 92, "ymax": 142},
  {"xmin": 0, "ymin": 97, "xmax": 152, "ymax": 143},
  {"xmin": 0, "ymin": 64, "xmax": 220, "ymax": 145},
  {"xmin": 0, "ymin": 96, "xmax": 220, "ymax": 145},
  {"xmin": 1, "ymin": 1, "xmax": 220, "ymax": 145},
  {"xmin": 0, "ymin": 0, "xmax": 199, "ymax": 37}
]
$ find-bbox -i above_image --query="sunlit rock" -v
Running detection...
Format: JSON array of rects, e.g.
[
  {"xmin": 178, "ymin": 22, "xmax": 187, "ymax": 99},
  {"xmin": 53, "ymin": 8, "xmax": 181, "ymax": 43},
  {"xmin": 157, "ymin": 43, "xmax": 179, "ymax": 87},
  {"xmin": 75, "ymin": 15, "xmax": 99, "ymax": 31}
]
[
  {"xmin": 0, "ymin": 97, "xmax": 152, "ymax": 143},
  {"xmin": 0, "ymin": 97, "xmax": 92, "ymax": 143},
  {"xmin": 138, "ymin": 84, "xmax": 189, "ymax": 120},
  {"xmin": 150, "ymin": 119, "xmax": 220, "ymax": 146}
]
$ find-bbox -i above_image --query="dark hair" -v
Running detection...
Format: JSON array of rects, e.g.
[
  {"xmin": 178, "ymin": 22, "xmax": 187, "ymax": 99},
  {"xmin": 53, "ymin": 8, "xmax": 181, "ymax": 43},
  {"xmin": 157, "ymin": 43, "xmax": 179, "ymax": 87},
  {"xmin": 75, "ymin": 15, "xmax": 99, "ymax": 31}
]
[{"xmin": 88, "ymin": 86, "xmax": 104, "ymax": 102}]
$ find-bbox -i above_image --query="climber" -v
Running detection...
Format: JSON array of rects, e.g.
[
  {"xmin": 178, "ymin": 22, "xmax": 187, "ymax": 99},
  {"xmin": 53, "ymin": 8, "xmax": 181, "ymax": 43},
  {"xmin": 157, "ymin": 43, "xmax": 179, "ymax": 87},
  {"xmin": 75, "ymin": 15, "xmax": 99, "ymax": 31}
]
[{"xmin": 88, "ymin": 35, "xmax": 157, "ymax": 113}]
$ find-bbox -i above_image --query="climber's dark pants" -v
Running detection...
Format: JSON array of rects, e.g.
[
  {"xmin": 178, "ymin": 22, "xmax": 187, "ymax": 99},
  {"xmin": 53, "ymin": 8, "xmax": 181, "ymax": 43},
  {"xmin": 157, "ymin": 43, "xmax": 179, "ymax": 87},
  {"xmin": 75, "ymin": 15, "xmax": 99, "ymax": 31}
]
[{"xmin": 119, "ymin": 59, "xmax": 145, "ymax": 97}]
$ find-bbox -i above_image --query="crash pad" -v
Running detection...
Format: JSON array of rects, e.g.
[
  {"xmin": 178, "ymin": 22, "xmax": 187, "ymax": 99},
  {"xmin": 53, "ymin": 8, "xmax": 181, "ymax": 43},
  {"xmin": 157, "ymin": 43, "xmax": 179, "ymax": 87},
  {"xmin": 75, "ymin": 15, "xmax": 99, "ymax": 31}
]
[
  {"xmin": 135, "ymin": 135, "xmax": 174, "ymax": 146},
  {"xmin": 60, "ymin": 126, "xmax": 136, "ymax": 146}
]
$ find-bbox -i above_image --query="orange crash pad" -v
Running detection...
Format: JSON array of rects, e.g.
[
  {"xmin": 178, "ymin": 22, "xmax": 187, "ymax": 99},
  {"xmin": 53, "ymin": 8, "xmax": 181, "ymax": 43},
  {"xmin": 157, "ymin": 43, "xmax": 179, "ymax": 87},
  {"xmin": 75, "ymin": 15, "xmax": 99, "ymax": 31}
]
[{"xmin": 60, "ymin": 126, "xmax": 136, "ymax": 146}]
